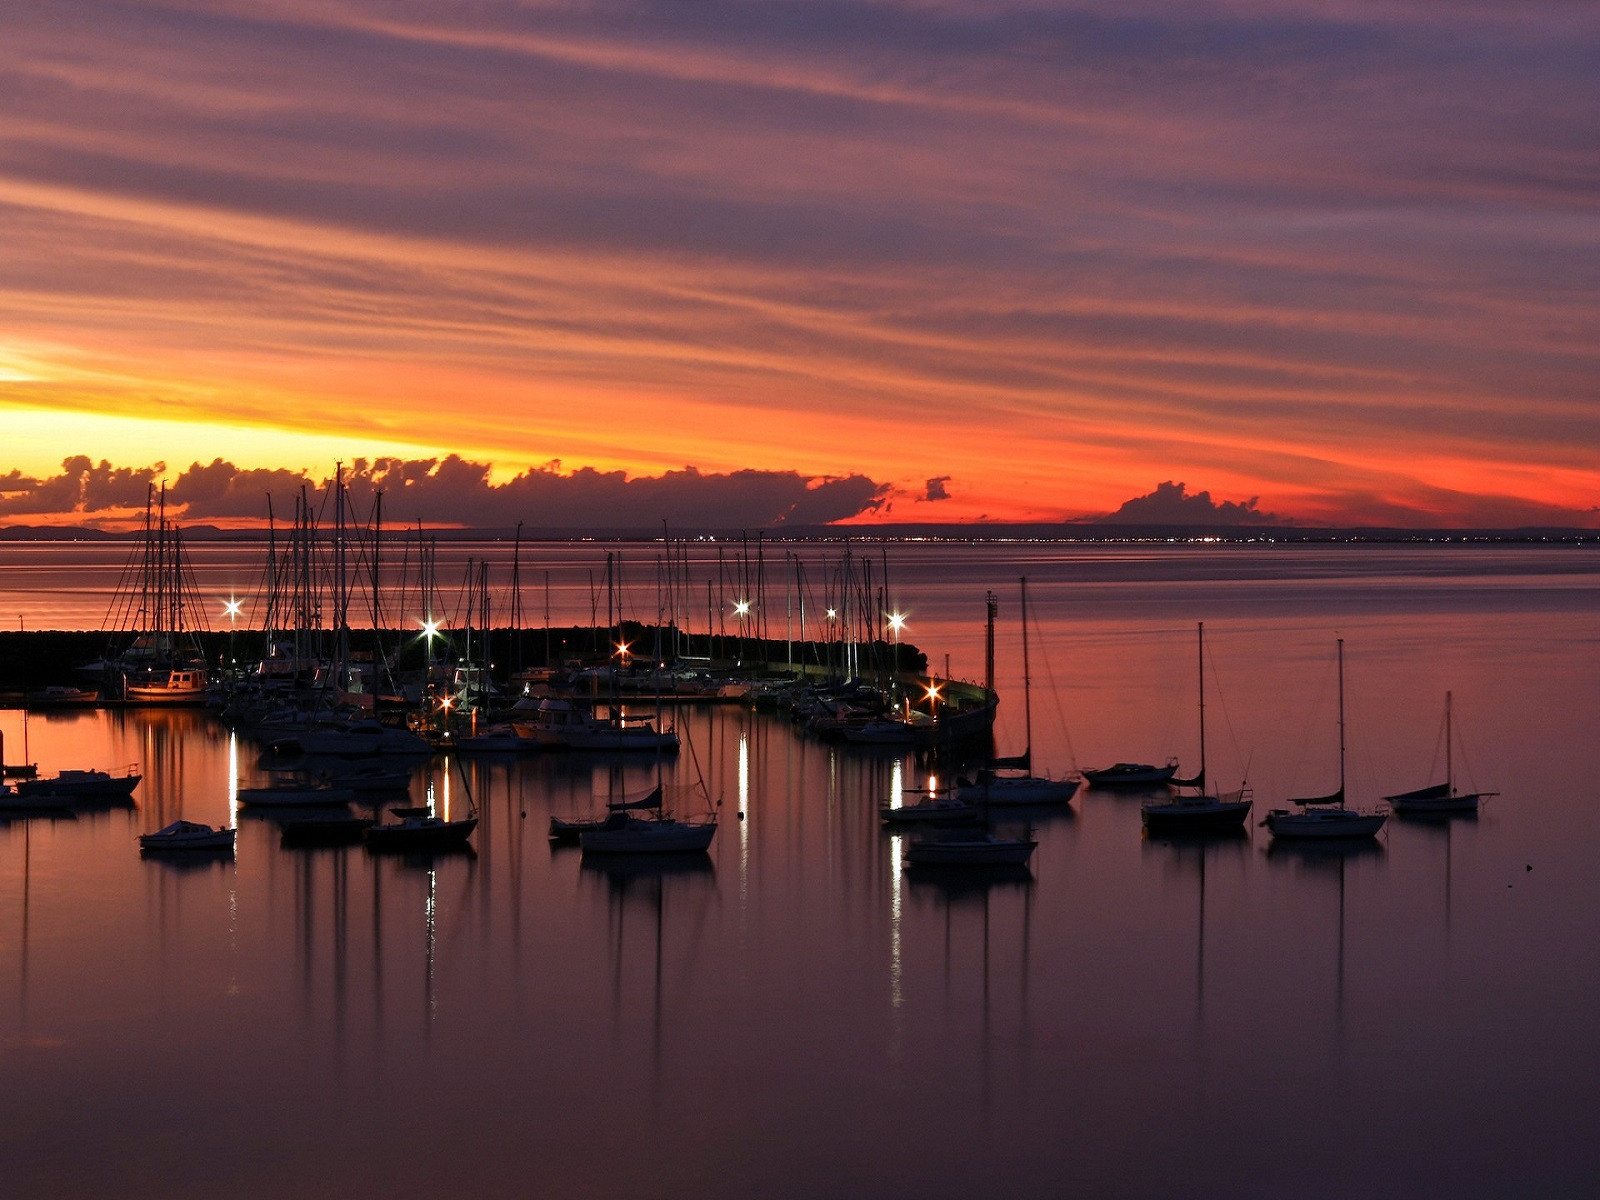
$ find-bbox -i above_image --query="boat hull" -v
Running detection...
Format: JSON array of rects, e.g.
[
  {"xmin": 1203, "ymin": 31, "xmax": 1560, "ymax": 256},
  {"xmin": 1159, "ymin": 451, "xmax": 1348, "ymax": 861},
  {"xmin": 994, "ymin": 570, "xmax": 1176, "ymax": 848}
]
[
  {"xmin": 905, "ymin": 834, "xmax": 1037, "ymax": 867},
  {"xmin": 364, "ymin": 816, "xmax": 478, "ymax": 851},
  {"xmin": 955, "ymin": 775, "xmax": 1080, "ymax": 806},
  {"xmin": 16, "ymin": 770, "xmax": 141, "ymax": 801},
  {"xmin": 139, "ymin": 821, "xmax": 236, "ymax": 851},
  {"xmin": 1084, "ymin": 762, "xmax": 1179, "ymax": 787},
  {"xmin": 1141, "ymin": 797, "xmax": 1253, "ymax": 835},
  {"xmin": 580, "ymin": 820, "xmax": 717, "ymax": 854},
  {"xmin": 1264, "ymin": 808, "xmax": 1387, "ymax": 839}
]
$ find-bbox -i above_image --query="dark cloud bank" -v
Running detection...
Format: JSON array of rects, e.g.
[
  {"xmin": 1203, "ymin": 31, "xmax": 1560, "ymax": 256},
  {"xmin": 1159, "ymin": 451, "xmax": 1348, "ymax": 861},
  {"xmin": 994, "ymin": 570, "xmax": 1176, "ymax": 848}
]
[
  {"xmin": 0, "ymin": 455, "xmax": 890, "ymax": 531},
  {"xmin": 1097, "ymin": 481, "xmax": 1278, "ymax": 526},
  {"xmin": 0, "ymin": 462, "xmax": 1590, "ymax": 537}
]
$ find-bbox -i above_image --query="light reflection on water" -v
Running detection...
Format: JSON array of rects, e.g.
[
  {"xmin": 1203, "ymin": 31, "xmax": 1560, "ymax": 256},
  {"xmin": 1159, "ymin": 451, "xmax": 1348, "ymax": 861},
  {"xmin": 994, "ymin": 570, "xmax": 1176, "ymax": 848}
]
[{"xmin": 1, "ymin": 543, "xmax": 1598, "ymax": 1198}]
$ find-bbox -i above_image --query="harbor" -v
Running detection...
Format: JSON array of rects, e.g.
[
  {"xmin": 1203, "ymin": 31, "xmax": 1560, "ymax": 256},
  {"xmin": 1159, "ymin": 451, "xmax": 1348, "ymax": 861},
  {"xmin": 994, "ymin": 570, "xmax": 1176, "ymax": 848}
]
[{"xmin": 2, "ymin": 539, "xmax": 1598, "ymax": 1198}]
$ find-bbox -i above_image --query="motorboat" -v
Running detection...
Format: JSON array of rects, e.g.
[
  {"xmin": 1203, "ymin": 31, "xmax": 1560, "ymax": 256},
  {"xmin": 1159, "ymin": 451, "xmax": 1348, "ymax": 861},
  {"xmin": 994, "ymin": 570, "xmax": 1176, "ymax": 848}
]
[
  {"xmin": 15, "ymin": 766, "xmax": 142, "ymax": 802},
  {"xmin": 1082, "ymin": 760, "xmax": 1179, "ymax": 787},
  {"xmin": 138, "ymin": 820, "xmax": 235, "ymax": 852}
]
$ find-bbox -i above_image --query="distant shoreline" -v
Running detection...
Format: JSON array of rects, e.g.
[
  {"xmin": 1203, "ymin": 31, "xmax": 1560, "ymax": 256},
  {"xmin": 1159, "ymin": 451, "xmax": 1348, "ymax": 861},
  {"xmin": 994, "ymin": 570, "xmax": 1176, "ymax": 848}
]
[{"xmin": 3, "ymin": 522, "xmax": 1597, "ymax": 544}]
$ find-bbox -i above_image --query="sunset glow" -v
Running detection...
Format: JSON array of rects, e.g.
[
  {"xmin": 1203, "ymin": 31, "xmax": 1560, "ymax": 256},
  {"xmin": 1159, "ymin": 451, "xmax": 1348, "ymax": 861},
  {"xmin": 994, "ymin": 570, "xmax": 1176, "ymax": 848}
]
[{"xmin": 0, "ymin": 2, "xmax": 1595, "ymax": 529}]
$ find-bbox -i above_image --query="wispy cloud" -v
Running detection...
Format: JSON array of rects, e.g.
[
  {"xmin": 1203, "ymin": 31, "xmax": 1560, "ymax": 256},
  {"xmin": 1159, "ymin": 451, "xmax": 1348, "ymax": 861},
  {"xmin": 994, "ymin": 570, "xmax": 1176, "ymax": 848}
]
[{"xmin": 0, "ymin": 2, "xmax": 1595, "ymax": 525}]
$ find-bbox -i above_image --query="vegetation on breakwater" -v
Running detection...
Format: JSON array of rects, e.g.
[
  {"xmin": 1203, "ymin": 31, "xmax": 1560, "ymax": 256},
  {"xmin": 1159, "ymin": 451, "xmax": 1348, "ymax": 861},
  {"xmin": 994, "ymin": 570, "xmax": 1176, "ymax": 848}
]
[{"xmin": 0, "ymin": 626, "xmax": 930, "ymax": 698}]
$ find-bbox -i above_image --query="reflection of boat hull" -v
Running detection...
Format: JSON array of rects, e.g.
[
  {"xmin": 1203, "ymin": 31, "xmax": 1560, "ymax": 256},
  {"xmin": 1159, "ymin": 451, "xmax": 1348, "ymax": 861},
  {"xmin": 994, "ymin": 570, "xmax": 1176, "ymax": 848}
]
[
  {"xmin": 25, "ymin": 686, "xmax": 100, "ymax": 708},
  {"xmin": 365, "ymin": 815, "xmax": 478, "ymax": 851},
  {"xmin": 905, "ymin": 832, "xmax": 1037, "ymax": 866},
  {"xmin": 1142, "ymin": 793, "xmax": 1253, "ymax": 835},
  {"xmin": 0, "ymin": 788, "xmax": 77, "ymax": 811},
  {"xmin": 237, "ymin": 784, "xmax": 357, "ymax": 808},
  {"xmin": 280, "ymin": 813, "xmax": 373, "ymax": 846}
]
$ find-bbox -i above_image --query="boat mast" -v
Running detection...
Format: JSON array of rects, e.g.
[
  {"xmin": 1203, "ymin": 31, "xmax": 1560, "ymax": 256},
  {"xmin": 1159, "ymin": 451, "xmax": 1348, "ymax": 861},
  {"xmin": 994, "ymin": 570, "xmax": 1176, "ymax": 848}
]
[
  {"xmin": 1020, "ymin": 576, "xmax": 1033, "ymax": 761},
  {"xmin": 1337, "ymin": 638, "xmax": 1346, "ymax": 804},
  {"xmin": 1197, "ymin": 622, "xmax": 1206, "ymax": 788}
]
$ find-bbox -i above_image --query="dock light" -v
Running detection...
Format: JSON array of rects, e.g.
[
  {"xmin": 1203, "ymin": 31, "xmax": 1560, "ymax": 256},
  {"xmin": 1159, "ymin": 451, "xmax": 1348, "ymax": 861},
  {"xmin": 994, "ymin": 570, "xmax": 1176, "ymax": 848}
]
[
  {"xmin": 222, "ymin": 596, "xmax": 242, "ymax": 624},
  {"xmin": 888, "ymin": 611, "xmax": 906, "ymax": 640},
  {"xmin": 925, "ymin": 682, "xmax": 941, "ymax": 704},
  {"xmin": 615, "ymin": 639, "xmax": 632, "ymax": 661},
  {"xmin": 825, "ymin": 608, "xmax": 837, "ymax": 621},
  {"xmin": 734, "ymin": 600, "xmax": 751, "ymax": 617},
  {"xmin": 421, "ymin": 617, "xmax": 441, "ymax": 641}
]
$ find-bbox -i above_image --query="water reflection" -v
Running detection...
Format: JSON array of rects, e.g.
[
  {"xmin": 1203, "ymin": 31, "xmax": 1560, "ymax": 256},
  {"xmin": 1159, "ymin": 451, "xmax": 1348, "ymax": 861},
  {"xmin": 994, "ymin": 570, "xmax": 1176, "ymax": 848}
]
[
  {"xmin": 580, "ymin": 851, "xmax": 715, "ymax": 1091},
  {"xmin": 2, "ymin": 543, "xmax": 1599, "ymax": 1198}
]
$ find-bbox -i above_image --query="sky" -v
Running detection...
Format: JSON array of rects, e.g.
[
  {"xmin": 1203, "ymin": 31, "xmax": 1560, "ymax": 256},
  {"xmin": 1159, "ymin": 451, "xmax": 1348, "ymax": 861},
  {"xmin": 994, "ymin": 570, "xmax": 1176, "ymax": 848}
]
[{"xmin": 0, "ymin": 1, "xmax": 1596, "ymax": 530}]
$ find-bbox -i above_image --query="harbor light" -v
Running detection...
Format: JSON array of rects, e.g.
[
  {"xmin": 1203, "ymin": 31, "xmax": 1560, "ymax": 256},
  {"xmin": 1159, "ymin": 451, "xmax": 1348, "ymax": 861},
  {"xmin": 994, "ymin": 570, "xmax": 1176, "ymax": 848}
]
[
  {"xmin": 734, "ymin": 599, "xmax": 751, "ymax": 618},
  {"xmin": 222, "ymin": 596, "xmax": 242, "ymax": 625},
  {"xmin": 888, "ymin": 611, "xmax": 907, "ymax": 641}
]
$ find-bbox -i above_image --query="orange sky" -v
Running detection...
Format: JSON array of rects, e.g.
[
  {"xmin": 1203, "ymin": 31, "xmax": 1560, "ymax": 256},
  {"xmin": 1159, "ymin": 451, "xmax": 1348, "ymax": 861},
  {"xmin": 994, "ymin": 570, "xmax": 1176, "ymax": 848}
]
[{"xmin": 1, "ymin": 2, "xmax": 1596, "ymax": 529}]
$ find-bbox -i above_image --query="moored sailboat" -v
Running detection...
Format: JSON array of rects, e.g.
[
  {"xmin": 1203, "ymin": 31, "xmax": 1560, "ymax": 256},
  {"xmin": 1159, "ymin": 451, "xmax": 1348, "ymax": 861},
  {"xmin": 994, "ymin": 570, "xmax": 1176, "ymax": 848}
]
[
  {"xmin": 1141, "ymin": 623, "xmax": 1253, "ymax": 835},
  {"xmin": 953, "ymin": 578, "xmax": 1079, "ymax": 807},
  {"xmin": 1385, "ymin": 692, "xmax": 1496, "ymax": 816},
  {"xmin": 1264, "ymin": 640, "xmax": 1387, "ymax": 841}
]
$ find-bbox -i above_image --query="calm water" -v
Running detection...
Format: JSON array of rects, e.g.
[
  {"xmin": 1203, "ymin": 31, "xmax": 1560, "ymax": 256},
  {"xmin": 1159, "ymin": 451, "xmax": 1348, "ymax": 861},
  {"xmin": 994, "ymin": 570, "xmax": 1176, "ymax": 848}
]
[{"xmin": 3, "ymin": 541, "xmax": 1599, "ymax": 1198}]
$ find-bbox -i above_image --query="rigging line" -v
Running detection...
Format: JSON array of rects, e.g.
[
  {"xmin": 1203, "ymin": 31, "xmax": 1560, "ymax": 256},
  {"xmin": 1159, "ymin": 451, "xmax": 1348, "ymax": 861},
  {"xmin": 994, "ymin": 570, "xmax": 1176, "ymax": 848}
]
[
  {"xmin": 1203, "ymin": 632, "xmax": 1251, "ymax": 790},
  {"xmin": 1024, "ymin": 593, "xmax": 1078, "ymax": 770}
]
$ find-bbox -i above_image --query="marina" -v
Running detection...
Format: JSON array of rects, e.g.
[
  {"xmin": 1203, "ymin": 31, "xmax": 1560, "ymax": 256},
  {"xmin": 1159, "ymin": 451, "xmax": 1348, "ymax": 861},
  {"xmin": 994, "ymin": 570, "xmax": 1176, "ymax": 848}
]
[{"xmin": 1, "ymin": 539, "xmax": 1597, "ymax": 1198}]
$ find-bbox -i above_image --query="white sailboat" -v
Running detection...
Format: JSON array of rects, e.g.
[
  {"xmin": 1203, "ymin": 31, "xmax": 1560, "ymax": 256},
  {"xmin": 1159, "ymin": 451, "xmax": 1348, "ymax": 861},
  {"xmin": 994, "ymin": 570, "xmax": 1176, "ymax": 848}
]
[
  {"xmin": 1141, "ymin": 623, "xmax": 1253, "ymax": 834},
  {"xmin": 1264, "ymin": 640, "xmax": 1387, "ymax": 840},
  {"xmin": 1385, "ymin": 692, "xmax": 1497, "ymax": 816},
  {"xmin": 954, "ymin": 577, "xmax": 1079, "ymax": 807}
]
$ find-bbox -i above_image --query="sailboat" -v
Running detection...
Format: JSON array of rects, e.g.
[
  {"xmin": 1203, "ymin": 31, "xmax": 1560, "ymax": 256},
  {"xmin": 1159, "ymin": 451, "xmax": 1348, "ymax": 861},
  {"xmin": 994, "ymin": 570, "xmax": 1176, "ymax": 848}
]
[
  {"xmin": 579, "ymin": 714, "xmax": 716, "ymax": 855},
  {"xmin": 904, "ymin": 826, "xmax": 1038, "ymax": 867},
  {"xmin": 953, "ymin": 577, "xmax": 1079, "ymax": 807},
  {"xmin": 1384, "ymin": 692, "xmax": 1497, "ymax": 816},
  {"xmin": 109, "ymin": 484, "xmax": 211, "ymax": 705},
  {"xmin": 1263, "ymin": 640, "xmax": 1387, "ymax": 840},
  {"xmin": 1141, "ymin": 623, "xmax": 1253, "ymax": 835}
]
